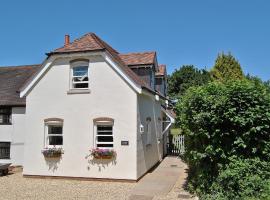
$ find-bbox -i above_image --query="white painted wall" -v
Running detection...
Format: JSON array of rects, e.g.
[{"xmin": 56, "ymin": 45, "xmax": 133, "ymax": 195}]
[
  {"xmin": 136, "ymin": 93, "xmax": 163, "ymax": 179},
  {"xmin": 23, "ymin": 55, "xmax": 138, "ymax": 180},
  {"xmin": 0, "ymin": 107, "xmax": 26, "ymax": 165}
]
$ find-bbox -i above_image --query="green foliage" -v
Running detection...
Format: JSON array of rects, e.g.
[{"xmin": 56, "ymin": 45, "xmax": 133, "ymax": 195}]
[
  {"xmin": 168, "ymin": 65, "xmax": 210, "ymax": 98},
  {"xmin": 202, "ymin": 158, "xmax": 270, "ymax": 200},
  {"xmin": 246, "ymin": 73, "xmax": 270, "ymax": 92},
  {"xmin": 211, "ymin": 52, "xmax": 244, "ymax": 81},
  {"xmin": 176, "ymin": 80, "xmax": 270, "ymax": 199}
]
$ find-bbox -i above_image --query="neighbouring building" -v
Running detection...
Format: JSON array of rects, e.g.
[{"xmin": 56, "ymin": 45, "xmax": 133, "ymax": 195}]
[
  {"xmin": 0, "ymin": 65, "xmax": 38, "ymax": 165},
  {"xmin": 0, "ymin": 33, "xmax": 174, "ymax": 180}
]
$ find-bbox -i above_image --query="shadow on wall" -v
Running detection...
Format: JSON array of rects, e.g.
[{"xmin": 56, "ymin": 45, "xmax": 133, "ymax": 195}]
[
  {"xmin": 85, "ymin": 156, "xmax": 117, "ymax": 172},
  {"xmin": 44, "ymin": 157, "xmax": 62, "ymax": 172}
]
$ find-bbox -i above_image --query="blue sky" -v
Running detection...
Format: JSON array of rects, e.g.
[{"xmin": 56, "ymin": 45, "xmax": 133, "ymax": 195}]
[{"xmin": 0, "ymin": 0, "xmax": 269, "ymax": 80}]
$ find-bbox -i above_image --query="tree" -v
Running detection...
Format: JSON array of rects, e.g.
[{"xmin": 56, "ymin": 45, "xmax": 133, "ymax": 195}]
[
  {"xmin": 176, "ymin": 80, "xmax": 270, "ymax": 198},
  {"xmin": 211, "ymin": 52, "xmax": 244, "ymax": 81},
  {"xmin": 168, "ymin": 65, "xmax": 210, "ymax": 98}
]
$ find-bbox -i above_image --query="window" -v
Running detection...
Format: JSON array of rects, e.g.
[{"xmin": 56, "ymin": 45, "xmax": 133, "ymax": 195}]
[
  {"xmin": 47, "ymin": 125, "xmax": 63, "ymax": 146},
  {"xmin": 0, "ymin": 107, "xmax": 11, "ymax": 125},
  {"xmin": 96, "ymin": 125, "xmax": 113, "ymax": 148},
  {"xmin": 71, "ymin": 60, "xmax": 89, "ymax": 89},
  {"xmin": 0, "ymin": 142, "xmax": 11, "ymax": 159},
  {"xmin": 44, "ymin": 118, "xmax": 63, "ymax": 147}
]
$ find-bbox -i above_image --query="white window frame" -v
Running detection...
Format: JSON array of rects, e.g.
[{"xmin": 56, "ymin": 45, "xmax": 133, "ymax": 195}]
[
  {"xmin": 70, "ymin": 60, "xmax": 90, "ymax": 90},
  {"xmin": 44, "ymin": 120, "xmax": 63, "ymax": 148},
  {"xmin": 94, "ymin": 121, "xmax": 114, "ymax": 149}
]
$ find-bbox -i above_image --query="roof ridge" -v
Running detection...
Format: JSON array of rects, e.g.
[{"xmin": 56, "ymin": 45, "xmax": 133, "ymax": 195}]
[
  {"xmin": 120, "ymin": 51, "xmax": 156, "ymax": 55},
  {"xmin": 53, "ymin": 32, "xmax": 104, "ymax": 52},
  {"xmin": 0, "ymin": 64, "xmax": 40, "ymax": 69}
]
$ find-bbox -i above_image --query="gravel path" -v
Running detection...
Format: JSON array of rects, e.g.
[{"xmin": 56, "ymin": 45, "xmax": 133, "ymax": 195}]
[{"xmin": 0, "ymin": 169, "xmax": 136, "ymax": 200}]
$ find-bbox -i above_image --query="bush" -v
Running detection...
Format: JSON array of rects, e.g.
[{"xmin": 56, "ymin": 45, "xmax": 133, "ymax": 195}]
[
  {"xmin": 176, "ymin": 80, "xmax": 270, "ymax": 198},
  {"xmin": 202, "ymin": 158, "xmax": 270, "ymax": 200}
]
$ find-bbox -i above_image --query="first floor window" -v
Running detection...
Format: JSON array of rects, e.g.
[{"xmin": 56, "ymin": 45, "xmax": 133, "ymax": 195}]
[
  {"xmin": 0, "ymin": 142, "xmax": 11, "ymax": 159},
  {"xmin": 0, "ymin": 107, "xmax": 11, "ymax": 125},
  {"xmin": 96, "ymin": 125, "xmax": 113, "ymax": 148},
  {"xmin": 71, "ymin": 65, "xmax": 89, "ymax": 89}
]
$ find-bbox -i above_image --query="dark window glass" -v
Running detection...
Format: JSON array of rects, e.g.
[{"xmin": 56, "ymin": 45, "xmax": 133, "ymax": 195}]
[
  {"xmin": 0, "ymin": 107, "xmax": 11, "ymax": 125},
  {"xmin": 48, "ymin": 125, "xmax": 63, "ymax": 145},
  {"xmin": 48, "ymin": 136, "xmax": 63, "ymax": 145},
  {"xmin": 97, "ymin": 125, "xmax": 113, "ymax": 147},
  {"xmin": 97, "ymin": 144, "xmax": 113, "ymax": 148},
  {"xmin": 0, "ymin": 142, "xmax": 11, "ymax": 159},
  {"xmin": 97, "ymin": 136, "xmax": 113, "ymax": 142},
  {"xmin": 97, "ymin": 126, "xmax": 113, "ymax": 131},
  {"xmin": 49, "ymin": 126, "xmax": 62, "ymax": 135}
]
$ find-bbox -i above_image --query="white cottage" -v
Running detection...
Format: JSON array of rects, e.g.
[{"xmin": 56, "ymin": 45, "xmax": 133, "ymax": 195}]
[
  {"xmin": 2, "ymin": 33, "xmax": 174, "ymax": 180},
  {"xmin": 0, "ymin": 65, "xmax": 38, "ymax": 166}
]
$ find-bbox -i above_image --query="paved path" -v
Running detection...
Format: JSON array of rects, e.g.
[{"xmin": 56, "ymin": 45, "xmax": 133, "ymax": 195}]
[{"xmin": 129, "ymin": 156, "xmax": 190, "ymax": 200}]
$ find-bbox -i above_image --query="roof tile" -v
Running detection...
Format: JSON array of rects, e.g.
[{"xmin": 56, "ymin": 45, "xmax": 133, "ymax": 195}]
[
  {"xmin": 119, "ymin": 52, "xmax": 156, "ymax": 66},
  {"xmin": 0, "ymin": 65, "xmax": 40, "ymax": 106}
]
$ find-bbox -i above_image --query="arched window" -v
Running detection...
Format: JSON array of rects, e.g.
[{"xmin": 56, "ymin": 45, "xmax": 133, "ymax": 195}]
[{"xmin": 70, "ymin": 59, "xmax": 89, "ymax": 89}]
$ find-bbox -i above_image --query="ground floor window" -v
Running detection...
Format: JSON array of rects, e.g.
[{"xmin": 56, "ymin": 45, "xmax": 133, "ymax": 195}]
[
  {"xmin": 96, "ymin": 125, "xmax": 114, "ymax": 148},
  {"xmin": 0, "ymin": 142, "xmax": 11, "ymax": 159},
  {"xmin": 47, "ymin": 125, "xmax": 63, "ymax": 146},
  {"xmin": 44, "ymin": 118, "xmax": 64, "ymax": 147}
]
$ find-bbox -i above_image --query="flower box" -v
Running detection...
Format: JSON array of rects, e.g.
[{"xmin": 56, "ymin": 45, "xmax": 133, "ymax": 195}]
[
  {"xmin": 42, "ymin": 147, "xmax": 64, "ymax": 158},
  {"xmin": 90, "ymin": 148, "xmax": 116, "ymax": 160}
]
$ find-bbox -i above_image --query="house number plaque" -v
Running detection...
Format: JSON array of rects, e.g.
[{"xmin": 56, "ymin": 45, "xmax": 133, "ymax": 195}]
[{"xmin": 121, "ymin": 141, "xmax": 129, "ymax": 146}]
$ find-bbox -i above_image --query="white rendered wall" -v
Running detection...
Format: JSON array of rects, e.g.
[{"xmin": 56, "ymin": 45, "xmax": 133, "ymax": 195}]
[
  {"xmin": 136, "ymin": 94, "xmax": 163, "ymax": 179},
  {"xmin": 23, "ymin": 55, "xmax": 138, "ymax": 180}
]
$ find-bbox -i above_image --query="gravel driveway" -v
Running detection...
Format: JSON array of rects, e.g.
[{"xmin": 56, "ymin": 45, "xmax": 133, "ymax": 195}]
[{"xmin": 0, "ymin": 168, "xmax": 136, "ymax": 200}]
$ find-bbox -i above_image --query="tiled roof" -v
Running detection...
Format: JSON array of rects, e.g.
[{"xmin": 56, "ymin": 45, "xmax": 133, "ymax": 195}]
[
  {"xmin": 49, "ymin": 33, "xmax": 119, "ymax": 55},
  {"xmin": 119, "ymin": 52, "xmax": 156, "ymax": 66},
  {"xmin": 47, "ymin": 33, "xmax": 152, "ymax": 90},
  {"xmin": 7, "ymin": 33, "xmax": 164, "ymax": 100},
  {"xmin": 156, "ymin": 64, "xmax": 166, "ymax": 76},
  {"xmin": 0, "ymin": 65, "xmax": 40, "ymax": 106}
]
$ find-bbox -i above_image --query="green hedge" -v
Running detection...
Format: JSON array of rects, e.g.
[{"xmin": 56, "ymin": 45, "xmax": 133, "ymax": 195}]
[{"xmin": 176, "ymin": 80, "xmax": 270, "ymax": 199}]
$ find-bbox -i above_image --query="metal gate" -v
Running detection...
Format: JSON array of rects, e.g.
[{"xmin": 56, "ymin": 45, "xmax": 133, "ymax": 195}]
[{"xmin": 167, "ymin": 134, "xmax": 185, "ymax": 156}]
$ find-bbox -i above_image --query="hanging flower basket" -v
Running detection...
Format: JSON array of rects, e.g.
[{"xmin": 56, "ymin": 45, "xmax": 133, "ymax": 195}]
[
  {"xmin": 90, "ymin": 148, "xmax": 116, "ymax": 159},
  {"xmin": 42, "ymin": 147, "xmax": 64, "ymax": 158}
]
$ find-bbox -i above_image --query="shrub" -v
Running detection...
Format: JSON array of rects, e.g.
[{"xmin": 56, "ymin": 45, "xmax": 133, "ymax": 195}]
[
  {"xmin": 176, "ymin": 80, "xmax": 270, "ymax": 197},
  {"xmin": 202, "ymin": 158, "xmax": 270, "ymax": 200}
]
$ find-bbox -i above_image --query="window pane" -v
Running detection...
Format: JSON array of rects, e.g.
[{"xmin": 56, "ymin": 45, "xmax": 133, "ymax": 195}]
[
  {"xmin": 97, "ymin": 131, "xmax": 112, "ymax": 135},
  {"xmin": 49, "ymin": 136, "xmax": 63, "ymax": 145},
  {"xmin": 74, "ymin": 82, "xmax": 88, "ymax": 88},
  {"xmin": 97, "ymin": 126, "xmax": 112, "ymax": 131},
  {"xmin": 0, "ymin": 142, "xmax": 10, "ymax": 159},
  {"xmin": 48, "ymin": 126, "xmax": 62, "ymax": 135},
  {"xmin": 0, "ymin": 114, "xmax": 11, "ymax": 124},
  {"xmin": 73, "ymin": 66, "xmax": 88, "ymax": 76},
  {"xmin": 97, "ymin": 144, "xmax": 113, "ymax": 148},
  {"xmin": 0, "ymin": 107, "xmax": 11, "ymax": 114},
  {"xmin": 97, "ymin": 136, "xmax": 113, "ymax": 142}
]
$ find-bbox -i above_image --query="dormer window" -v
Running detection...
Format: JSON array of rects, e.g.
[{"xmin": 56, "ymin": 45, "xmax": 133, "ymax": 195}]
[{"xmin": 70, "ymin": 59, "xmax": 89, "ymax": 89}]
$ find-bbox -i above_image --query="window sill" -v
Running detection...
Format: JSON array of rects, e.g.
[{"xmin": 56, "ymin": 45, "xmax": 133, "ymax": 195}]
[
  {"xmin": 0, "ymin": 123, "xmax": 12, "ymax": 125},
  {"xmin": 67, "ymin": 89, "xmax": 91, "ymax": 94}
]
